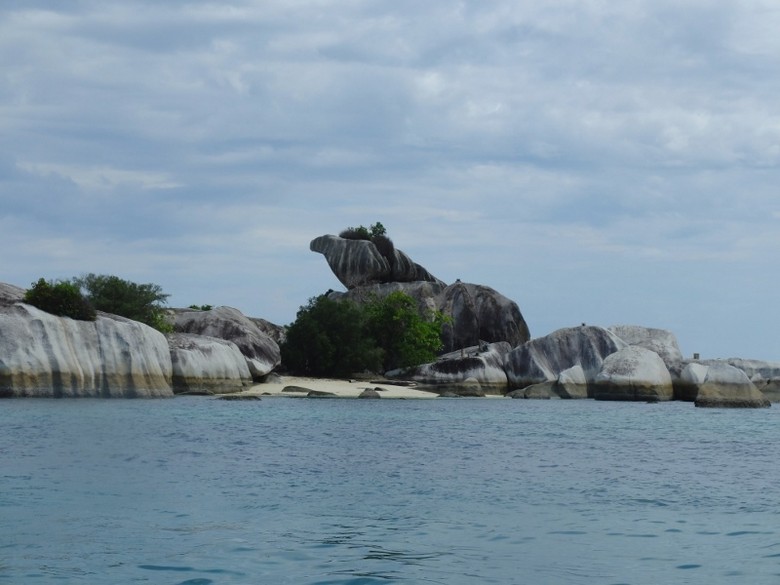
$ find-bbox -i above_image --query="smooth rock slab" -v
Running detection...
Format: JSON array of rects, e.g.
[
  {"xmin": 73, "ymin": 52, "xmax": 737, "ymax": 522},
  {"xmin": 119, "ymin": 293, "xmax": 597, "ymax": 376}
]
[
  {"xmin": 168, "ymin": 333, "xmax": 252, "ymax": 395},
  {"xmin": 0, "ymin": 303, "xmax": 172, "ymax": 398}
]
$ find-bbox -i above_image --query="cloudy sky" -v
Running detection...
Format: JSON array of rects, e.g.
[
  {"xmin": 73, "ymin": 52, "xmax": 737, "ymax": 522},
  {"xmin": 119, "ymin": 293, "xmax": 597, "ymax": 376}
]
[{"xmin": 3, "ymin": 1, "xmax": 780, "ymax": 360}]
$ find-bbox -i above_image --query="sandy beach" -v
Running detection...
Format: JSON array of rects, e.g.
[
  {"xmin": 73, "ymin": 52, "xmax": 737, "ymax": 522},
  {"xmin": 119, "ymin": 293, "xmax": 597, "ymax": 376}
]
[{"xmin": 239, "ymin": 375, "xmax": 444, "ymax": 399}]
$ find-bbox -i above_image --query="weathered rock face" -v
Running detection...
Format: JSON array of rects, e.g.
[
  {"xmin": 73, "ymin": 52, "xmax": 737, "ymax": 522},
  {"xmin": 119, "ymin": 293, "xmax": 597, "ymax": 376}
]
[
  {"xmin": 174, "ymin": 306, "xmax": 281, "ymax": 379},
  {"xmin": 0, "ymin": 283, "xmax": 25, "ymax": 305},
  {"xmin": 168, "ymin": 333, "xmax": 252, "ymax": 395},
  {"xmin": 387, "ymin": 342, "xmax": 510, "ymax": 395},
  {"xmin": 436, "ymin": 282, "xmax": 530, "ymax": 353},
  {"xmin": 310, "ymin": 234, "xmax": 443, "ymax": 289},
  {"xmin": 592, "ymin": 346, "xmax": 674, "ymax": 402},
  {"xmin": 505, "ymin": 325, "xmax": 626, "ymax": 392},
  {"xmin": 0, "ymin": 303, "xmax": 172, "ymax": 397},
  {"xmin": 608, "ymin": 325, "xmax": 684, "ymax": 378},
  {"xmin": 685, "ymin": 362, "xmax": 771, "ymax": 408}
]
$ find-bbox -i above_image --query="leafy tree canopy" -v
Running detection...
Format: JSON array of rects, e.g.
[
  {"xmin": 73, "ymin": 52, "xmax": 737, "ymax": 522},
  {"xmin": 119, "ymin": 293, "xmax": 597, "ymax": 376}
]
[
  {"xmin": 339, "ymin": 222, "xmax": 387, "ymax": 240},
  {"xmin": 281, "ymin": 294, "xmax": 383, "ymax": 378},
  {"xmin": 73, "ymin": 273, "xmax": 172, "ymax": 332},
  {"xmin": 281, "ymin": 291, "xmax": 445, "ymax": 377},
  {"xmin": 23, "ymin": 278, "xmax": 96, "ymax": 321},
  {"xmin": 365, "ymin": 291, "xmax": 445, "ymax": 372}
]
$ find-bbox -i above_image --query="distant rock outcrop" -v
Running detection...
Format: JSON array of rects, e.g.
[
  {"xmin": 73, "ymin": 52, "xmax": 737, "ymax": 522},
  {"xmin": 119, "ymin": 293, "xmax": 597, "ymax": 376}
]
[
  {"xmin": 0, "ymin": 302, "xmax": 172, "ymax": 397},
  {"xmin": 505, "ymin": 325, "xmax": 627, "ymax": 392},
  {"xmin": 173, "ymin": 306, "xmax": 281, "ymax": 379},
  {"xmin": 168, "ymin": 333, "xmax": 252, "ymax": 394},
  {"xmin": 592, "ymin": 346, "xmax": 674, "ymax": 402},
  {"xmin": 387, "ymin": 342, "xmax": 511, "ymax": 395},
  {"xmin": 310, "ymin": 234, "xmax": 444, "ymax": 289},
  {"xmin": 682, "ymin": 362, "xmax": 771, "ymax": 408},
  {"xmin": 694, "ymin": 358, "xmax": 780, "ymax": 402}
]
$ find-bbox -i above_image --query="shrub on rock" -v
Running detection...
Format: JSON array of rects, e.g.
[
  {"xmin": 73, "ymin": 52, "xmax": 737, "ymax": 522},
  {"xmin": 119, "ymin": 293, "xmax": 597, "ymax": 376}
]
[{"xmin": 23, "ymin": 278, "xmax": 96, "ymax": 321}]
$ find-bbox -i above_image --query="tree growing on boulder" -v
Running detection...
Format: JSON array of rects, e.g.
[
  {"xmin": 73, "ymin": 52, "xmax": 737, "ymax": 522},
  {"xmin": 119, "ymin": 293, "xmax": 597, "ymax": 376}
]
[
  {"xmin": 23, "ymin": 278, "xmax": 96, "ymax": 321},
  {"xmin": 73, "ymin": 273, "xmax": 172, "ymax": 332},
  {"xmin": 339, "ymin": 222, "xmax": 387, "ymax": 240}
]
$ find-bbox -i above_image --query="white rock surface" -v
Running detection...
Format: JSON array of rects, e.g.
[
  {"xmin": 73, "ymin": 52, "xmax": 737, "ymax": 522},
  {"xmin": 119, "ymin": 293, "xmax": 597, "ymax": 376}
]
[
  {"xmin": 0, "ymin": 303, "xmax": 172, "ymax": 397},
  {"xmin": 169, "ymin": 333, "xmax": 252, "ymax": 394},
  {"xmin": 592, "ymin": 346, "xmax": 673, "ymax": 401}
]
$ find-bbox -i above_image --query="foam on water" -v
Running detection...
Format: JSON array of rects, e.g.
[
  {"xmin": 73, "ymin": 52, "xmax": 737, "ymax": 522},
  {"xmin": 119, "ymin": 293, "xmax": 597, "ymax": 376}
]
[{"xmin": 2, "ymin": 398, "xmax": 780, "ymax": 584}]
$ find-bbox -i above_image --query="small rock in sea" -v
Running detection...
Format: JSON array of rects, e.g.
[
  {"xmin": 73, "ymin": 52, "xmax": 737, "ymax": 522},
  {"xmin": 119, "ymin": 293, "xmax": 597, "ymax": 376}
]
[
  {"xmin": 439, "ymin": 391, "xmax": 461, "ymax": 398},
  {"xmin": 282, "ymin": 385, "xmax": 312, "ymax": 393},
  {"xmin": 307, "ymin": 390, "xmax": 338, "ymax": 398},
  {"xmin": 359, "ymin": 389, "xmax": 381, "ymax": 399},
  {"xmin": 216, "ymin": 394, "xmax": 261, "ymax": 401}
]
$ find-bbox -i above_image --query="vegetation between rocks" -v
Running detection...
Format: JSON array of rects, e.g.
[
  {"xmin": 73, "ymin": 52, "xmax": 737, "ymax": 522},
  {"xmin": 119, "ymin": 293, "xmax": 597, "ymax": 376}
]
[{"xmin": 281, "ymin": 291, "xmax": 446, "ymax": 377}]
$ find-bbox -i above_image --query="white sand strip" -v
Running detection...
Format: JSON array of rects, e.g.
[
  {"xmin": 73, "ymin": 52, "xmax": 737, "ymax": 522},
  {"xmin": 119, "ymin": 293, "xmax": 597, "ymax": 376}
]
[{"xmin": 241, "ymin": 375, "xmax": 441, "ymax": 399}]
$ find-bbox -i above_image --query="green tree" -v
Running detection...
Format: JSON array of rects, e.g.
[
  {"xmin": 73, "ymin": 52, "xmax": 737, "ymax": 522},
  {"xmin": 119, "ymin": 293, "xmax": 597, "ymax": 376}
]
[
  {"xmin": 280, "ymin": 295, "xmax": 383, "ymax": 377},
  {"xmin": 281, "ymin": 291, "xmax": 446, "ymax": 377},
  {"xmin": 73, "ymin": 273, "xmax": 172, "ymax": 332},
  {"xmin": 365, "ymin": 291, "xmax": 445, "ymax": 371},
  {"xmin": 23, "ymin": 278, "xmax": 96, "ymax": 321}
]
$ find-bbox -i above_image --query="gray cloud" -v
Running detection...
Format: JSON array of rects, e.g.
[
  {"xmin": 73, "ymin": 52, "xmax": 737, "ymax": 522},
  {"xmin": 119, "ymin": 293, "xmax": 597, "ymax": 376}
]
[{"xmin": 3, "ymin": 0, "xmax": 780, "ymax": 359}]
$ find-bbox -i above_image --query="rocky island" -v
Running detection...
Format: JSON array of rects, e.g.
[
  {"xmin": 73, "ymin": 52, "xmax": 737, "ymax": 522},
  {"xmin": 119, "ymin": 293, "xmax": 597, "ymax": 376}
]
[{"xmin": 1, "ymin": 231, "xmax": 778, "ymax": 407}]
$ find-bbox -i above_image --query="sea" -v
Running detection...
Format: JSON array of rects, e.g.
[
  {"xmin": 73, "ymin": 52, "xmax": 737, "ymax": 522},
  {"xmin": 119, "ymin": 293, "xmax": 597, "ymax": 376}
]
[{"xmin": 2, "ymin": 396, "xmax": 779, "ymax": 585}]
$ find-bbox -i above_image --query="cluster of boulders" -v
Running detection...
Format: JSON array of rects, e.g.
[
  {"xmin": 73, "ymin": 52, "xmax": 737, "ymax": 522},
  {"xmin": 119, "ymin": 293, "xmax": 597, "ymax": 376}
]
[
  {"xmin": 2, "ymin": 230, "xmax": 778, "ymax": 406},
  {"xmin": 311, "ymin": 234, "xmax": 778, "ymax": 407},
  {"xmin": 0, "ymin": 282, "xmax": 280, "ymax": 398}
]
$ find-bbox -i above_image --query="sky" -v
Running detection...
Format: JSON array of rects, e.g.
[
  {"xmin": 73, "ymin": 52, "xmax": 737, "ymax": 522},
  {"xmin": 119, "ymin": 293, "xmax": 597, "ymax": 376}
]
[{"xmin": 3, "ymin": 1, "xmax": 780, "ymax": 361}]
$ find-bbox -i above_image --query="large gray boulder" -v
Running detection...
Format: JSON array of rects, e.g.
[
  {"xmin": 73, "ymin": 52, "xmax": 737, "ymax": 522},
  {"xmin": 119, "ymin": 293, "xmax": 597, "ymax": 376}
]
[
  {"xmin": 310, "ymin": 234, "xmax": 443, "ymax": 289},
  {"xmin": 386, "ymin": 342, "xmax": 510, "ymax": 395},
  {"xmin": 174, "ymin": 306, "xmax": 281, "ymax": 379},
  {"xmin": 0, "ymin": 302, "xmax": 172, "ymax": 397},
  {"xmin": 608, "ymin": 325, "xmax": 684, "ymax": 378},
  {"xmin": 592, "ymin": 346, "xmax": 674, "ymax": 402},
  {"xmin": 685, "ymin": 362, "xmax": 771, "ymax": 408},
  {"xmin": 168, "ymin": 333, "xmax": 252, "ymax": 395},
  {"xmin": 436, "ymin": 282, "xmax": 530, "ymax": 353},
  {"xmin": 505, "ymin": 325, "xmax": 627, "ymax": 392}
]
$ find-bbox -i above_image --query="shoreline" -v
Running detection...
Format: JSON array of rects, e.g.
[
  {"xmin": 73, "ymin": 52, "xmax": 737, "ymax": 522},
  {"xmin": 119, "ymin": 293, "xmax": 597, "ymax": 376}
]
[{"xmin": 234, "ymin": 375, "xmax": 500, "ymax": 399}]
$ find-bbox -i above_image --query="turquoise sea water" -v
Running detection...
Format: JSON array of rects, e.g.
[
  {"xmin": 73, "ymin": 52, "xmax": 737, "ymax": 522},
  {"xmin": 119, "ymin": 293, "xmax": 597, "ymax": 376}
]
[{"xmin": 2, "ymin": 397, "xmax": 780, "ymax": 584}]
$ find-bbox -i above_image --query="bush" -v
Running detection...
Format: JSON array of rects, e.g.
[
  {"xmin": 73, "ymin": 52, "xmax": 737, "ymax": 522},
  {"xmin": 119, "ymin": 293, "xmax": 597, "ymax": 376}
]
[
  {"xmin": 73, "ymin": 273, "xmax": 172, "ymax": 332},
  {"xmin": 281, "ymin": 295, "xmax": 383, "ymax": 377},
  {"xmin": 281, "ymin": 291, "xmax": 446, "ymax": 376},
  {"xmin": 24, "ymin": 278, "xmax": 96, "ymax": 321},
  {"xmin": 338, "ymin": 222, "xmax": 387, "ymax": 241}
]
